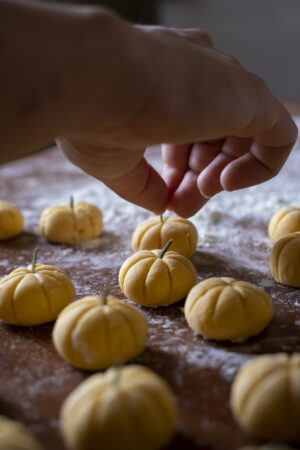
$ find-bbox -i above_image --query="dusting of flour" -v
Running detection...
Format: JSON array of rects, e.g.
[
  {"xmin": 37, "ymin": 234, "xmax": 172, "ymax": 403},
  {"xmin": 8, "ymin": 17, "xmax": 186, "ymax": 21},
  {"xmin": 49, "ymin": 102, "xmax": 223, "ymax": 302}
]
[{"xmin": 1, "ymin": 131, "xmax": 300, "ymax": 449}]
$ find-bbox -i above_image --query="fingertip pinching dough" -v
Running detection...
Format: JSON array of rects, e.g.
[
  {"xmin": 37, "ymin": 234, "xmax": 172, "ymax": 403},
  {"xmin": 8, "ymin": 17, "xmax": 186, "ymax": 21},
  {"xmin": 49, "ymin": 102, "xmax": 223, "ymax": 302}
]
[
  {"xmin": 53, "ymin": 290, "xmax": 148, "ymax": 370},
  {"xmin": 0, "ymin": 200, "xmax": 24, "ymax": 241},
  {"xmin": 0, "ymin": 249, "xmax": 75, "ymax": 325},
  {"xmin": 270, "ymin": 232, "xmax": 300, "ymax": 287},
  {"xmin": 119, "ymin": 240, "xmax": 197, "ymax": 307},
  {"xmin": 131, "ymin": 215, "xmax": 198, "ymax": 257},
  {"xmin": 61, "ymin": 365, "xmax": 177, "ymax": 450},
  {"xmin": 231, "ymin": 353, "xmax": 300, "ymax": 443},
  {"xmin": 0, "ymin": 415, "xmax": 44, "ymax": 450},
  {"xmin": 39, "ymin": 197, "xmax": 103, "ymax": 244},
  {"xmin": 268, "ymin": 206, "xmax": 300, "ymax": 242},
  {"xmin": 184, "ymin": 277, "xmax": 273, "ymax": 341}
]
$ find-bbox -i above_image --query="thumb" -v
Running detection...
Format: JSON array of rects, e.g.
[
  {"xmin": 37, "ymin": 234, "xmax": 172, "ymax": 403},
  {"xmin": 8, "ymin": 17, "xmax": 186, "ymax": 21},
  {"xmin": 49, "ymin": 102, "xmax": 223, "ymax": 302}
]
[{"xmin": 101, "ymin": 156, "xmax": 168, "ymax": 214}]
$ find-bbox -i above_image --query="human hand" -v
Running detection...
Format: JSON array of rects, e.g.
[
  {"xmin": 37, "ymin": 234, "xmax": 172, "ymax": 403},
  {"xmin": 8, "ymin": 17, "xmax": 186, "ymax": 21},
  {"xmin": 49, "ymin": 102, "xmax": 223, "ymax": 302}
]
[{"xmin": 57, "ymin": 13, "xmax": 297, "ymax": 216}]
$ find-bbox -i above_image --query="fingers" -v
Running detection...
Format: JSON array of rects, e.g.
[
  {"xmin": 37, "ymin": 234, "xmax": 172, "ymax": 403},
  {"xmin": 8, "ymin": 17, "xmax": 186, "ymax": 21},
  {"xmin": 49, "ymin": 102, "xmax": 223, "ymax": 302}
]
[
  {"xmin": 197, "ymin": 152, "xmax": 233, "ymax": 198},
  {"xmin": 163, "ymin": 138, "xmax": 250, "ymax": 212},
  {"xmin": 168, "ymin": 170, "xmax": 207, "ymax": 218},
  {"xmin": 163, "ymin": 119, "xmax": 297, "ymax": 211},
  {"xmin": 101, "ymin": 157, "xmax": 168, "ymax": 214},
  {"xmin": 162, "ymin": 165, "xmax": 185, "ymax": 200},
  {"xmin": 162, "ymin": 143, "xmax": 192, "ymax": 170},
  {"xmin": 162, "ymin": 143, "xmax": 192, "ymax": 194},
  {"xmin": 196, "ymin": 136, "xmax": 252, "ymax": 195},
  {"xmin": 162, "ymin": 144, "xmax": 208, "ymax": 217},
  {"xmin": 220, "ymin": 141, "xmax": 293, "ymax": 191},
  {"xmin": 58, "ymin": 134, "xmax": 168, "ymax": 214},
  {"xmin": 189, "ymin": 140, "xmax": 224, "ymax": 173},
  {"xmin": 219, "ymin": 113, "xmax": 297, "ymax": 192}
]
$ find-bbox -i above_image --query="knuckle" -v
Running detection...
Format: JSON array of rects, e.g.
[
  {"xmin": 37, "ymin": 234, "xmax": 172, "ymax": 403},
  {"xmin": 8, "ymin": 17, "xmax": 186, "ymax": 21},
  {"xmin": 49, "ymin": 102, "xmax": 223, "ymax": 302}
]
[
  {"xmin": 196, "ymin": 29, "xmax": 214, "ymax": 46},
  {"xmin": 181, "ymin": 28, "xmax": 214, "ymax": 46},
  {"xmin": 221, "ymin": 51, "xmax": 241, "ymax": 66},
  {"xmin": 248, "ymin": 72, "xmax": 267, "ymax": 92}
]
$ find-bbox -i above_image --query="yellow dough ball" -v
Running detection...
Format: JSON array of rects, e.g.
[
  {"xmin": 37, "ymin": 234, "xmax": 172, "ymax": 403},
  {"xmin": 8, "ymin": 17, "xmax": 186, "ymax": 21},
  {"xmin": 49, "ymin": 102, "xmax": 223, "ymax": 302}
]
[
  {"xmin": 270, "ymin": 232, "xmax": 300, "ymax": 287},
  {"xmin": 0, "ymin": 415, "xmax": 44, "ymax": 450},
  {"xmin": 119, "ymin": 241, "xmax": 197, "ymax": 307},
  {"xmin": 0, "ymin": 200, "xmax": 24, "ymax": 240},
  {"xmin": 0, "ymin": 250, "xmax": 75, "ymax": 325},
  {"xmin": 40, "ymin": 199, "xmax": 103, "ymax": 244},
  {"xmin": 184, "ymin": 277, "xmax": 272, "ymax": 341},
  {"xmin": 53, "ymin": 292, "xmax": 148, "ymax": 370},
  {"xmin": 268, "ymin": 206, "xmax": 300, "ymax": 242},
  {"xmin": 131, "ymin": 215, "xmax": 198, "ymax": 257},
  {"xmin": 231, "ymin": 353, "xmax": 300, "ymax": 443},
  {"xmin": 61, "ymin": 365, "xmax": 177, "ymax": 450}
]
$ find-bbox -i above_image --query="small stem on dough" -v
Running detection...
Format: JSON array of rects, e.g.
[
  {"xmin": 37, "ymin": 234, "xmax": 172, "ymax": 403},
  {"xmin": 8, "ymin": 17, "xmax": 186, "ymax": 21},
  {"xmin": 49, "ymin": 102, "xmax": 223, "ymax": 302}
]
[
  {"xmin": 112, "ymin": 364, "xmax": 123, "ymax": 385},
  {"xmin": 158, "ymin": 239, "xmax": 173, "ymax": 259},
  {"xmin": 31, "ymin": 248, "xmax": 38, "ymax": 273},
  {"xmin": 70, "ymin": 195, "xmax": 74, "ymax": 209},
  {"xmin": 102, "ymin": 284, "xmax": 109, "ymax": 305},
  {"xmin": 160, "ymin": 214, "xmax": 164, "ymax": 224}
]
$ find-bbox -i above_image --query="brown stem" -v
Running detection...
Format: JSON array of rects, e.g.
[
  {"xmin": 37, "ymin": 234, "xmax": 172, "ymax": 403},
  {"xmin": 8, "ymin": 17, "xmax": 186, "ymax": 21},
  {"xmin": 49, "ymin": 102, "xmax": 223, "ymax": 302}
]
[
  {"xmin": 160, "ymin": 214, "xmax": 164, "ymax": 224},
  {"xmin": 112, "ymin": 364, "xmax": 124, "ymax": 385},
  {"xmin": 70, "ymin": 195, "xmax": 74, "ymax": 209},
  {"xmin": 102, "ymin": 285, "xmax": 109, "ymax": 305},
  {"xmin": 158, "ymin": 239, "xmax": 173, "ymax": 259},
  {"xmin": 31, "ymin": 248, "xmax": 38, "ymax": 273}
]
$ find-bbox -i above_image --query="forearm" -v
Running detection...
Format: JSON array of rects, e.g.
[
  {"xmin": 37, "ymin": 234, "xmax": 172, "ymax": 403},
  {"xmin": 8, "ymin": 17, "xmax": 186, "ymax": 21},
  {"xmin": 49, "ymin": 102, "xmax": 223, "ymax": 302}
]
[{"xmin": 0, "ymin": 0, "xmax": 134, "ymax": 164}]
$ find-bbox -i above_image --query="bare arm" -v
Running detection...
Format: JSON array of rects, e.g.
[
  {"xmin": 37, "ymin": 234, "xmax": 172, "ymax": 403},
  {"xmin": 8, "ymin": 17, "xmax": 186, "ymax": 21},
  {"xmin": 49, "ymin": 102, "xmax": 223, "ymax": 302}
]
[
  {"xmin": 0, "ymin": 1, "xmax": 297, "ymax": 216},
  {"xmin": 0, "ymin": 0, "xmax": 134, "ymax": 160}
]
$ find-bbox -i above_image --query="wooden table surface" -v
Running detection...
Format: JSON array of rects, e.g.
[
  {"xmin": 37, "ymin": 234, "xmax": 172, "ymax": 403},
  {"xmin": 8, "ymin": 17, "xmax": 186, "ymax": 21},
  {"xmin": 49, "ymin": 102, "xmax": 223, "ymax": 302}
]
[{"xmin": 0, "ymin": 105, "xmax": 300, "ymax": 450}]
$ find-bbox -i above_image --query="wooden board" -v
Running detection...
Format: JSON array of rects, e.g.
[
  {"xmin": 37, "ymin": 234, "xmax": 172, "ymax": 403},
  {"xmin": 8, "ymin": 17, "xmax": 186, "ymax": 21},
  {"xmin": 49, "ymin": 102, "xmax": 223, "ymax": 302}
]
[{"xmin": 0, "ymin": 137, "xmax": 300, "ymax": 449}]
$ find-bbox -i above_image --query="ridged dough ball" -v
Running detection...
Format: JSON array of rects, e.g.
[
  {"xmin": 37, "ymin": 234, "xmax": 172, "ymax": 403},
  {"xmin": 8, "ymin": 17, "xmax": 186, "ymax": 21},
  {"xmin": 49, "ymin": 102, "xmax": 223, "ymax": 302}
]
[
  {"xmin": 0, "ymin": 200, "xmax": 24, "ymax": 240},
  {"xmin": 132, "ymin": 215, "xmax": 198, "ymax": 257},
  {"xmin": 53, "ymin": 295, "xmax": 148, "ymax": 370},
  {"xmin": 0, "ymin": 264, "xmax": 75, "ymax": 325},
  {"xmin": 0, "ymin": 416, "xmax": 44, "ymax": 450},
  {"xmin": 231, "ymin": 353, "xmax": 300, "ymax": 442},
  {"xmin": 40, "ymin": 201, "xmax": 103, "ymax": 244},
  {"xmin": 184, "ymin": 278, "xmax": 272, "ymax": 341},
  {"xmin": 119, "ymin": 248, "xmax": 197, "ymax": 307},
  {"xmin": 268, "ymin": 206, "xmax": 300, "ymax": 242},
  {"xmin": 61, "ymin": 365, "xmax": 177, "ymax": 450},
  {"xmin": 270, "ymin": 232, "xmax": 300, "ymax": 287}
]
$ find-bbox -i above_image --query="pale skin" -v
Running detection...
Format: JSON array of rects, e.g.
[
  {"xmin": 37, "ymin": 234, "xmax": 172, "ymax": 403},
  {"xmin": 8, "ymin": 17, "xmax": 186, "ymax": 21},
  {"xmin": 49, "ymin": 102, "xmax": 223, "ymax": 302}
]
[{"xmin": 0, "ymin": 1, "xmax": 297, "ymax": 217}]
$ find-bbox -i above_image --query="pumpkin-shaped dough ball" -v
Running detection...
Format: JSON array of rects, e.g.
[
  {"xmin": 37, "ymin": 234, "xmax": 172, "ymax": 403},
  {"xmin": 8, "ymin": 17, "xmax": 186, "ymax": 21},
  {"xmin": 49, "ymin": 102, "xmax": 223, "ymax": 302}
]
[
  {"xmin": 184, "ymin": 277, "xmax": 272, "ymax": 341},
  {"xmin": 40, "ymin": 198, "xmax": 103, "ymax": 244},
  {"xmin": 0, "ymin": 250, "xmax": 75, "ymax": 325},
  {"xmin": 132, "ymin": 215, "xmax": 198, "ymax": 257},
  {"xmin": 61, "ymin": 365, "xmax": 177, "ymax": 450},
  {"xmin": 119, "ymin": 241, "xmax": 197, "ymax": 307},
  {"xmin": 270, "ymin": 232, "xmax": 300, "ymax": 287},
  {"xmin": 231, "ymin": 354, "xmax": 300, "ymax": 443},
  {"xmin": 0, "ymin": 415, "xmax": 44, "ymax": 450},
  {"xmin": 0, "ymin": 200, "xmax": 24, "ymax": 241},
  {"xmin": 53, "ymin": 293, "xmax": 148, "ymax": 370},
  {"xmin": 268, "ymin": 206, "xmax": 300, "ymax": 242}
]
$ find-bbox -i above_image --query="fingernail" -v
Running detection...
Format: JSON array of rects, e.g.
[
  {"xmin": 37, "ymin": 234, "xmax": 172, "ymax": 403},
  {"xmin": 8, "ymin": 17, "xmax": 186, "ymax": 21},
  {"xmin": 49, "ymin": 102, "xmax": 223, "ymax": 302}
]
[{"xmin": 200, "ymin": 191, "xmax": 212, "ymax": 200}]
